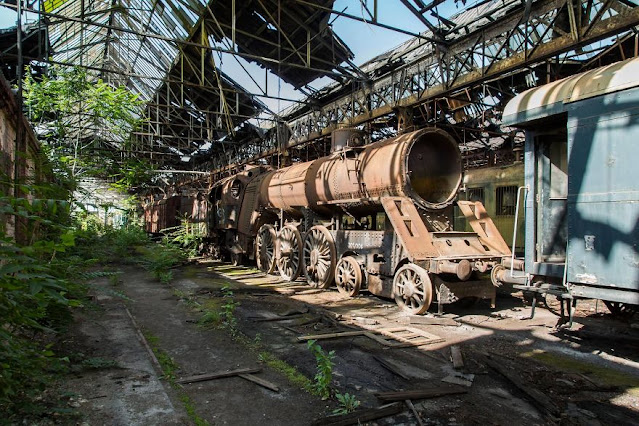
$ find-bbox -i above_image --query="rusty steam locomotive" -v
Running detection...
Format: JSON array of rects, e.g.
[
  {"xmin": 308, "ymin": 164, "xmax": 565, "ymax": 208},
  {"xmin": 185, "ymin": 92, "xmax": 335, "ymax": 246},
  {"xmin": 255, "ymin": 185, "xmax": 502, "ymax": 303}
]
[{"xmin": 207, "ymin": 127, "xmax": 511, "ymax": 314}]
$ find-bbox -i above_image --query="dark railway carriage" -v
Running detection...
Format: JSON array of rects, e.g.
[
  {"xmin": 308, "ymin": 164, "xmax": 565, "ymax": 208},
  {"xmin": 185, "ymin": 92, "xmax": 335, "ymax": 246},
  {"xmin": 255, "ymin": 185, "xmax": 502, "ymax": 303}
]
[
  {"xmin": 143, "ymin": 194, "xmax": 209, "ymax": 236},
  {"xmin": 143, "ymin": 196, "xmax": 181, "ymax": 234},
  {"xmin": 494, "ymin": 57, "xmax": 639, "ymax": 317}
]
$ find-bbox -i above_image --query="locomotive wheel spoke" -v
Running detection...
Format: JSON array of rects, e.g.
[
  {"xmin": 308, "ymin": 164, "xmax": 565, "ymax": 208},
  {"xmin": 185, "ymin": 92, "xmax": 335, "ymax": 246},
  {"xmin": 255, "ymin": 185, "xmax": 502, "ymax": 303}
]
[
  {"xmin": 335, "ymin": 256, "xmax": 362, "ymax": 297},
  {"xmin": 256, "ymin": 225, "xmax": 277, "ymax": 274},
  {"xmin": 302, "ymin": 225, "xmax": 336, "ymax": 289},
  {"xmin": 276, "ymin": 225, "xmax": 302, "ymax": 282},
  {"xmin": 393, "ymin": 263, "xmax": 433, "ymax": 314}
]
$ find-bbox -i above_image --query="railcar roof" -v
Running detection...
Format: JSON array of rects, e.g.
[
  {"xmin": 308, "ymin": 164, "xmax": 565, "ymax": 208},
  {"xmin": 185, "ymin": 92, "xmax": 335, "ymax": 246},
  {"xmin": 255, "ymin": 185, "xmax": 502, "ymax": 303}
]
[{"xmin": 503, "ymin": 56, "xmax": 639, "ymax": 126}]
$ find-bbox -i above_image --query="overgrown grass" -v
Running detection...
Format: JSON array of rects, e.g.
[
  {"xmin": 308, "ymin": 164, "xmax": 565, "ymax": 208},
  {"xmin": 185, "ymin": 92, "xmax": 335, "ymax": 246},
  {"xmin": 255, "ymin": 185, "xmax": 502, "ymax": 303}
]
[
  {"xmin": 132, "ymin": 237, "xmax": 187, "ymax": 284},
  {"xmin": 143, "ymin": 330, "xmax": 209, "ymax": 425},
  {"xmin": 257, "ymin": 351, "xmax": 314, "ymax": 392},
  {"xmin": 0, "ymin": 191, "xmax": 191, "ymax": 420},
  {"xmin": 523, "ymin": 349, "xmax": 639, "ymax": 395},
  {"xmin": 184, "ymin": 286, "xmax": 360, "ymax": 408},
  {"xmin": 184, "ymin": 289, "xmax": 321, "ymax": 398}
]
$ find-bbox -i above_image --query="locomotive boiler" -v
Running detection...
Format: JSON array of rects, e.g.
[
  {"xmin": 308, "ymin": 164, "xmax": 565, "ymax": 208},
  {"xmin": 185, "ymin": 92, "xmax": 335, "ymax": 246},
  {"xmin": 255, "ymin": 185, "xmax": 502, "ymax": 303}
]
[{"xmin": 210, "ymin": 127, "xmax": 511, "ymax": 313}]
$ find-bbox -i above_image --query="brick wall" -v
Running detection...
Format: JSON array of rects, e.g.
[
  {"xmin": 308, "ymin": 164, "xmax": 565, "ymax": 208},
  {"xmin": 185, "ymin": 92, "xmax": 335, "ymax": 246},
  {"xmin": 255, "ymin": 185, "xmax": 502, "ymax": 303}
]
[{"xmin": 0, "ymin": 71, "xmax": 44, "ymax": 241}]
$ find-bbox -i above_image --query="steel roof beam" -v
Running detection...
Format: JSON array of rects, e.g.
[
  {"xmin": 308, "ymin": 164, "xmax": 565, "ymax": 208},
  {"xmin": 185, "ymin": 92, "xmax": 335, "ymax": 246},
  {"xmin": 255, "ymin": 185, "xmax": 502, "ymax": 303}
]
[
  {"xmin": 7, "ymin": 3, "xmax": 356, "ymax": 81},
  {"xmin": 212, "ymin": 0, "xmax": 639, "ymax": 173},
  {"xmin": 291, "ymin": 0, "xmax": 437, "ymax": 41}
]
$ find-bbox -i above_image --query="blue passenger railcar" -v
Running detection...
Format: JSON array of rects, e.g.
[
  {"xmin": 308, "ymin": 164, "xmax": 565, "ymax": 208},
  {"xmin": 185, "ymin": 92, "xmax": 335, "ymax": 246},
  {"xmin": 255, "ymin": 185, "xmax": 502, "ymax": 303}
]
[{"xmin": 494, "ymin": 57, "xmax": 639, "ymax": 317}]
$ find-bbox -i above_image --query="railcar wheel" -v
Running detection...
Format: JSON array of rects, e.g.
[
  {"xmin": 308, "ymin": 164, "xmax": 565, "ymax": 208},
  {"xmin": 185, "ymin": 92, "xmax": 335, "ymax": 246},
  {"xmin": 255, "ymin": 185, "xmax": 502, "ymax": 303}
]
[
  {"xmin": 335, "ymin": 256, "xmax": 362, "ymax": 297},
  {"xmin": 256, "ymin": 224, "xmax": 277, "ymax": 274},
  {"xmin": 303, "ymin": 225, "xmax": 336, "ymax": 289},
  {"xmin": 604, "ymin": 301, "xmax": 638, "ymax": 318},
  {"xmin": 393, "ymin": 263, "xmax": 432, "ymax": 314},
  {"xmin": 277, "ymin": 225, "xmax": 302, "ymax": 281}
]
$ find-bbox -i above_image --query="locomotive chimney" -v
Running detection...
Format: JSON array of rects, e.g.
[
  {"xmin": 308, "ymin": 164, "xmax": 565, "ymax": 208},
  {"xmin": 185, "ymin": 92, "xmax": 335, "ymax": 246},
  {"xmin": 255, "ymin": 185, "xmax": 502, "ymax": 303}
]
[{"xmin": 330, "ymin": 128, "xmax": 366, "ymax": 153}]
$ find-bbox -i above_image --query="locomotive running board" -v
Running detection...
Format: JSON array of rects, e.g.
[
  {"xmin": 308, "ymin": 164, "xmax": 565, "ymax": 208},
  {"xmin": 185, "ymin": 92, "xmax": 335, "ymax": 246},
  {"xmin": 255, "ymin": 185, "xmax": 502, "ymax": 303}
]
[
  {"xmin": 456, "ymin": 201, "xmax": 511, "ymax": 255},
  {"xmin": 380, "ymin": 197, "xmax": 439, "ymax": 261}
]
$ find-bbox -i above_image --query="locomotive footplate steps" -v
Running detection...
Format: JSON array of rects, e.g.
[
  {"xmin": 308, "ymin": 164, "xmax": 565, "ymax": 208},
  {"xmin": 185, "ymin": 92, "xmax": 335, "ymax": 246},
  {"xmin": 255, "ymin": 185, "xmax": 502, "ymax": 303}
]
[{"xmin": 513, "ymin": 283, "xmax": 577, "ymax": 327}]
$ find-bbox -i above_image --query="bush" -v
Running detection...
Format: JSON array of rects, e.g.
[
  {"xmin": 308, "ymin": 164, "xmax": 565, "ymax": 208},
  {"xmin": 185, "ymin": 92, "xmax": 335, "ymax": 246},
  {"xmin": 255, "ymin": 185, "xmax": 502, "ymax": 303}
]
[{"xmin": 141, "ymin": 240, "xmax": 185, "ymax": 284}]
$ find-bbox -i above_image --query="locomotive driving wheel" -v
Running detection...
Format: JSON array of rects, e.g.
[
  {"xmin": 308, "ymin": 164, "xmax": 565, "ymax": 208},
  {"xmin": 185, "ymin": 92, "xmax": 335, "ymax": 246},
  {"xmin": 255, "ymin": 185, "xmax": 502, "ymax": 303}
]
[
  {"xmin": 335, "ymin": 256, "xmax": 362, "ymax": 297},
  {"xmin": 303, "ymin": 225, "xmax": 336, "ymax": 289},
  {"xmin": 393, "ymin": 263, "xmax": 433, "ymax": 314},
  {"xmin": 277, "ymin": 225, "xmax": 302, "ymax": 281},
  {"xmin": 256, "ymin": 224, "xmax": 277, "ymax": 274}
]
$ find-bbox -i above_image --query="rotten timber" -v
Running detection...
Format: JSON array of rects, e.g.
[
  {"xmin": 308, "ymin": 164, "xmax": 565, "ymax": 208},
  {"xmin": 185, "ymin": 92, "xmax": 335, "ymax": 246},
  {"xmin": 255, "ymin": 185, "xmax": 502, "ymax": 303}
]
[
  {"xmin": 311, "ymin": 402, "xmax": 404, "ymax": 426},
  {"xmin": 176, "ymin": 368, "xmax": 261, "ymax": 384},
  {"xmin": 484, "ymin": 358, "xmax": 560, "ymax": 416},
  {"xmin": 237, "ymin": 373, "xmax": 280, "ymax": 392},
  {"xmin": 375, "ymin": 386, "xmax": 468, "ymax": 402}
]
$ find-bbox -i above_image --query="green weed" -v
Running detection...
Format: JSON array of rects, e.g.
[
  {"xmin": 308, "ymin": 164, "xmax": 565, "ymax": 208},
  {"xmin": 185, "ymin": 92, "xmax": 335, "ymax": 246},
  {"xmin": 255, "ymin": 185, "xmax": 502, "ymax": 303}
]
[
  {"xmin": 333, "ymin": 393, "xmax": 361, "ymax": 414},
  {"xmin": 220, "ymin": 286, "xmax": 239, "ymax": 335},
  {"xmin": 307, "ymin": 340, "xmax": 335, "ymax": 399}
]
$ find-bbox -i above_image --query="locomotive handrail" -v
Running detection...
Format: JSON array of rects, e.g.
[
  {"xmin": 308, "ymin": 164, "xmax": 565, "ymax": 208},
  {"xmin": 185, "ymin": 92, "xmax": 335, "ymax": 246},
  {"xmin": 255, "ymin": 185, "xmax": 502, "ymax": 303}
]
[{"xmin": 510, "ymin": 185, "xmax": 529, "ymax": 279}]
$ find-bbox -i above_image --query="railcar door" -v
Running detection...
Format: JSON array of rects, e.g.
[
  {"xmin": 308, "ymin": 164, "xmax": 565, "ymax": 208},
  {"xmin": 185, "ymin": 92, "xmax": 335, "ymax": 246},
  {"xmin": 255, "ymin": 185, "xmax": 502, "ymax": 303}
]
[{"xmin": 535, "ymin": 130, "xmax": 568, "ymax": 264}]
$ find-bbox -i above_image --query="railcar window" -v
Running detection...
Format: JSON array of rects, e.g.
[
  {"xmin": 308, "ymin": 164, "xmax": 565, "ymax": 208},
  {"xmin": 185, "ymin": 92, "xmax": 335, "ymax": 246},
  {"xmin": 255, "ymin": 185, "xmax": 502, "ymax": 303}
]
[
  {"xmin": 549, "ymin": 141, "xmax": 568, "ymax": 198},
  {"xmin": 466, "ymin": 187, "xmax": 485, "ymax": 204},
  {"xmin": 496, "ymin": 185, "xmax": 518, "ymax": 216}
]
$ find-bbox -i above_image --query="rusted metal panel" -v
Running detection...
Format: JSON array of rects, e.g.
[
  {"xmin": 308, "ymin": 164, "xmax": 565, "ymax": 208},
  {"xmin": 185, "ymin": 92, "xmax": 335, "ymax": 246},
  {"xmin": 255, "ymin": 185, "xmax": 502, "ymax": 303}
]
[
  {"xmin": 381, "ymin": 197, "xmax": 439, "ymax": 261},
  {"xmin": 457, "ymin": 200, "xmax": 512, "ymax": 255}
]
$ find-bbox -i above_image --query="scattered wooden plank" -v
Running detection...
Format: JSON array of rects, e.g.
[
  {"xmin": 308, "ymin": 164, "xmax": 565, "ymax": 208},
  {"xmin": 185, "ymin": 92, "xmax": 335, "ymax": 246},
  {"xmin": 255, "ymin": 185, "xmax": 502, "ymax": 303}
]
[
  {"xmin": 298, "ymin": 327, "xmax": 444, "ymax": 347},
  {"xmin": 297, "ymin": 331, "xmax": 368, "ymax": 342},
  {"xmin": 177, "ymin": 368, "xmax": 261, "ymax": 384},
  {"xmin": 251, "ymin": 313, "xmax": 307, "ymax": 322},
  {"xmin": 238, "ymin": 373, "xmax": 279, "ymax": 392},
  {"xmin": 279, "ymin": 307, "xmax": 309, "ymax": 316},
  {"xmin": 375, "ymin": 386, "xmax": 468, "ymax": 402},
  {"xmin": 400, "ymin": 316, "xmax": 459, "ymax": 326},
  {"xmin": 372, "ymin": 355, "xmax": 410, "ymax": 380},
  {"xmin": 296, "ymin": 316, "xmax": 322, "ymax": 326},
  {"xmin": 365, "ymin": 327, "xmax": 444, "ymax": 348},
  {"xmin": 280, "ymin": 325, "xmax": 301, "ymax": 334},
  {"xmin": 450, "ymin": 346, "xmax": 464, "ymax": 369},
  {"xmin": 311, "ymin": 402, "xmax": 404, "ymax": 426},
  {"xmin": 404, "ymin": 399, "xmax": 425, "ymax": 426},
  {"xmin": 485, "ymin": 358, "xmax": 560, "ymax": 416},
  {"xmin": 441, "ymin": 373, "xmax": 473, "ymax": 387}
]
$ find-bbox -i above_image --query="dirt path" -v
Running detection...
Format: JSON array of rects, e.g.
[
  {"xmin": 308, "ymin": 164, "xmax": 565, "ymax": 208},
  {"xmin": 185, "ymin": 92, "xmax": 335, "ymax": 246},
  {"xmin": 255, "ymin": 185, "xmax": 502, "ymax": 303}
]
[{"xmin": 58, "ymin": 260, "xmax": 639, "ymax": 425}]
